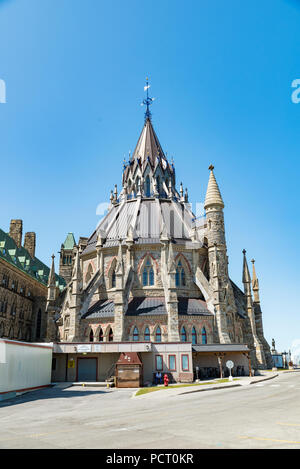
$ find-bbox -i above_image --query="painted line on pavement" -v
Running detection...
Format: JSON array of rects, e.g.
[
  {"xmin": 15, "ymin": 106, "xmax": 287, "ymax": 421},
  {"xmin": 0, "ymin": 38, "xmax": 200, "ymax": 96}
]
[
  {"xmin": 239, "ymin": 436, "xmax": 300, "ymax": 445},
  {"xmin": 0, "ymin": 428, "xmax": 71, "ymax": 443},
  {"xmin": 276, "ymin": 422, "xmax": 300, "ymax": 427}
]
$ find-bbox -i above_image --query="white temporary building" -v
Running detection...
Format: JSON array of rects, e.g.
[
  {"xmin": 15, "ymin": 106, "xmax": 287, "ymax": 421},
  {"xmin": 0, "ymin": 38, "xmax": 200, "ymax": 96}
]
[{"xmin": 0, "ymin": 339, "xmax": 53, "ymax": 400}]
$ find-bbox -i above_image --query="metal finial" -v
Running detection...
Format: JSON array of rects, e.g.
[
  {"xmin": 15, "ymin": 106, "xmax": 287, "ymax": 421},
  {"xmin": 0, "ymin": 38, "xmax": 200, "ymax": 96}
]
[
  {"xmin": 141, "ymin": 78, "xmax": 155, "ymax": 121},
  {"xmin": 208, "ymin": 164, "xmax": 214, "ymax": 171},
  {"xmin": 242, "ymin": 249, "xmax": 246, "ymax": 255}
]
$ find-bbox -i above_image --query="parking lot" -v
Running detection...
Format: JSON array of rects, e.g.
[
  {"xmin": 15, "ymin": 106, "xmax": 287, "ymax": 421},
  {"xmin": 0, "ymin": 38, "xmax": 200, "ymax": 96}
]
[{"xmin": 1, "ymin": 372, "xmax": 300, "ymax": 449}]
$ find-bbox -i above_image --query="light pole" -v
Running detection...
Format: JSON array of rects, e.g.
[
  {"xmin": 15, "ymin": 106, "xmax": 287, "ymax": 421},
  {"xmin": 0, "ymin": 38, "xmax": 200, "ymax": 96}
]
[
  {"xmin": 195, "ymin": 366, "xmax": 200, "ymax": 382},
  {"xmin": 282, "ymin": 351, "xmax": 288, "ymax": 369}
]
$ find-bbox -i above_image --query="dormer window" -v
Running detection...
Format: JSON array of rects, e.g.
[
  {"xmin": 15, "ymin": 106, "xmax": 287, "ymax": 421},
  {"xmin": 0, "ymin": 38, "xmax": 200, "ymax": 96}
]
[
  {"xmin": 145, "ymin": 175, "xmax": 151, "ymax": 197},
  {"xmin": 156, "ymin": 176, "xmax": 160, "ymax": 194}
]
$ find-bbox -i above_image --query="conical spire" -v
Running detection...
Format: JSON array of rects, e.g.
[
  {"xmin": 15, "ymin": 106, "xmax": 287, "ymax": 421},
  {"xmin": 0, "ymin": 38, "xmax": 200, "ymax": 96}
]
[
  {"xmin": 47, "ymin": 254, "xmax": 56, "ymax": 287},
  {"xmin": 47, "ymin": 254, "xmax": 57, "ymax": 303},
  {"xmin": 251, "ymin": 258, "xmax": 260, "ymax": 303},
  {"xmin": 242, "ymin": 249, "xmax": 251, "ymax": 285},
  {"xmin": 204, "ymin": 165, "xmax": 224, "ymax": 209},
  {"xmin": 131, "ymin": 118, "xmax": 168, "ymax": 170},
  {"xmin": 251, "ymin": 259, "xmax": 259, "ymax": 291}
]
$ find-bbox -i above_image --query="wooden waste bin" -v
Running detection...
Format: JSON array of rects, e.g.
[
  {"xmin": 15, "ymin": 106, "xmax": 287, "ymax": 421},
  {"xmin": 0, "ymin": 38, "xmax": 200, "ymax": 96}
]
[{"xmin": 115, "ymin": 352, "xmax": 143, "ymax": 388}]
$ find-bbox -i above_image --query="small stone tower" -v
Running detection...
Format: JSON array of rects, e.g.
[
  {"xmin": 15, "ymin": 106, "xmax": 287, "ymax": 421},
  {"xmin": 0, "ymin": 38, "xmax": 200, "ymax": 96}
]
[
  {"xmin": 59, "ymin": 233, "xmax": 76, "ymax": 284},
  {"xmin": 204, "ymin": 165, "xmax": 231, "ymax": 344},
  {"xmin": 68, "ymin": 247, "xmax": 82, "ymax": 342},
  {"xmin": 46, "ymin": 254, "xmax": 58, "ymax": 341},
  {"xmin": 242, "ymin": 250, "xmax": 266, "ymax": 368},
  {"xmin": 251, "ymin": 259, "xmax": 273, "ymax": 368}
]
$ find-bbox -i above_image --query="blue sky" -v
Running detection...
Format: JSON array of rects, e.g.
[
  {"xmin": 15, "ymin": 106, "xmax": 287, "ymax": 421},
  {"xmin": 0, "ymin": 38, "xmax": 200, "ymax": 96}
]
[{"xmin": 0, "ymin": 0, "xmax": 299, "ymax": 355}]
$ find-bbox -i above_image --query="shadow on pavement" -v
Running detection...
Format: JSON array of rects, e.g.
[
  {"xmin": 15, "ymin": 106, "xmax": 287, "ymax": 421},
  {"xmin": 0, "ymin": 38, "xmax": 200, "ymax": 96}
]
[{"xmin": 0, "ymin": 386, "xmax": 111, "ymax": 408}]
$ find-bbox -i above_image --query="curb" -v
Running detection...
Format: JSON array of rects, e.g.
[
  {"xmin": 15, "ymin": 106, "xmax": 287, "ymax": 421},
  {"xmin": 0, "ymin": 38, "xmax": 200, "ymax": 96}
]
[
  {"xmin": 249, "ymin": 373, "xmax": 278, "ymax": 385},
  {"xmin": 133, "ymin": 381, "xmax": 242, "ymax": 398},
  {"xmin": 133, "ymin": 373, "xmax": 279, "ymax": 398},
  {"xmin": 177, "ymin": 383, "xmax": 241, "ymax": 395}
]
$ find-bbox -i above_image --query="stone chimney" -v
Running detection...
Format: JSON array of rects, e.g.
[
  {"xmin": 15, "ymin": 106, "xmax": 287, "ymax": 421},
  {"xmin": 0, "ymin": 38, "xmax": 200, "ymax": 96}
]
[
  {"xmin": 24, "ymin": 232, "xmax": 36, "ymax": 258},
  {"xmin": 9, "ymin": 219, "xmax": 23, "ymax": 248}
]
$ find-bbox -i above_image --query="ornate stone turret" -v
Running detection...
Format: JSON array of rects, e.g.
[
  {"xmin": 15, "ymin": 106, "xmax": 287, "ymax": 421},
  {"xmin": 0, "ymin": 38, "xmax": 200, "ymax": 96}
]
[
  {"xmin": 47, "ymin": 254, "xmax": 56, "ymax": 300},
  {"xmin": 251, "ymin": 259, "xmax": 273, "ymax": 368},
  {"xmin": 242, "ymin": 250, "xmax": 266, "ymax": 368},
  {"xmin": 204, "ymin": 165, "xmax": 230, "ymax": 344},
  {"xmin": 68, "ymin": 247, "xmax": 82, "ymax": 342},
  {"xmin": 46, "ymin": 254, "xmax": 58, "ymax": 341}
]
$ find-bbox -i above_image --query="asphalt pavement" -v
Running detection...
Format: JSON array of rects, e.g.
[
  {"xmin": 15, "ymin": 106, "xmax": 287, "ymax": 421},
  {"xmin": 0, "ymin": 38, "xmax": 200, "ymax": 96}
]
[{"xmin": 0, "ymin": 371, "xmax": 299, "ymax": 449}]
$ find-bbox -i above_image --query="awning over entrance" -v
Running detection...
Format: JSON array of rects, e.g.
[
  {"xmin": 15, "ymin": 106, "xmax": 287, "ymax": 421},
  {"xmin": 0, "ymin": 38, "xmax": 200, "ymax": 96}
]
[{"xmin": 192, "ymin": 344, "xmax": 250, "ymax": 353}]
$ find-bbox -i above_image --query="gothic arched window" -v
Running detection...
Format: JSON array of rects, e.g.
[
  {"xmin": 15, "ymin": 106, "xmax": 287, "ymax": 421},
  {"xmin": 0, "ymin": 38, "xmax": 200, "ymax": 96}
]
[
  {"xmin": 181, "ymin": 326, "xmax": 187, "ymax": 342},
  {"xmin": 108, "ymin": 328, "xmax": 113, "ymax": 342},
  {"xmin": 142, "ymin": 257, "xmax": 155, "ymax": 286},
  {"xmin": 89, "ymin": 329, "xmax": 94, "ymax": 342},
  {"xmin": 155, "ymin": 326, "xmax": 162, "ymax": 342},
  {"xmin": 192, "ymin": 327, "xmax": 197, "ymax": 345},
  {"xmin": 99, "ymin": 328, "xmax": 104, "ymax": 342},
  {"xmin": 111, "ymin": 270, "xmax": 116, "ymax": 288},
  {"xmin": 133, "ymin": 326, "xmax": 139, "ymax": 341},
  {"xmin": 201, "ymin": 327, "xmax": 207, "ymax": 344},
  {"xmin": 144, "ymin": 326, "xmax": 150, "ymax": 341},
  {"xmin": 175, "ymin": 260, "xmax": 186, "ymax": 287}
]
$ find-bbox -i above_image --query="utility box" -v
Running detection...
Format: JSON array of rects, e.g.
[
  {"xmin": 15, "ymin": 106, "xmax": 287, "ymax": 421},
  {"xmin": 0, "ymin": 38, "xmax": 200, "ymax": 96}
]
[{"xmin": 115, "ymin": 352, "xmax": 142, "ymax": 388}]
